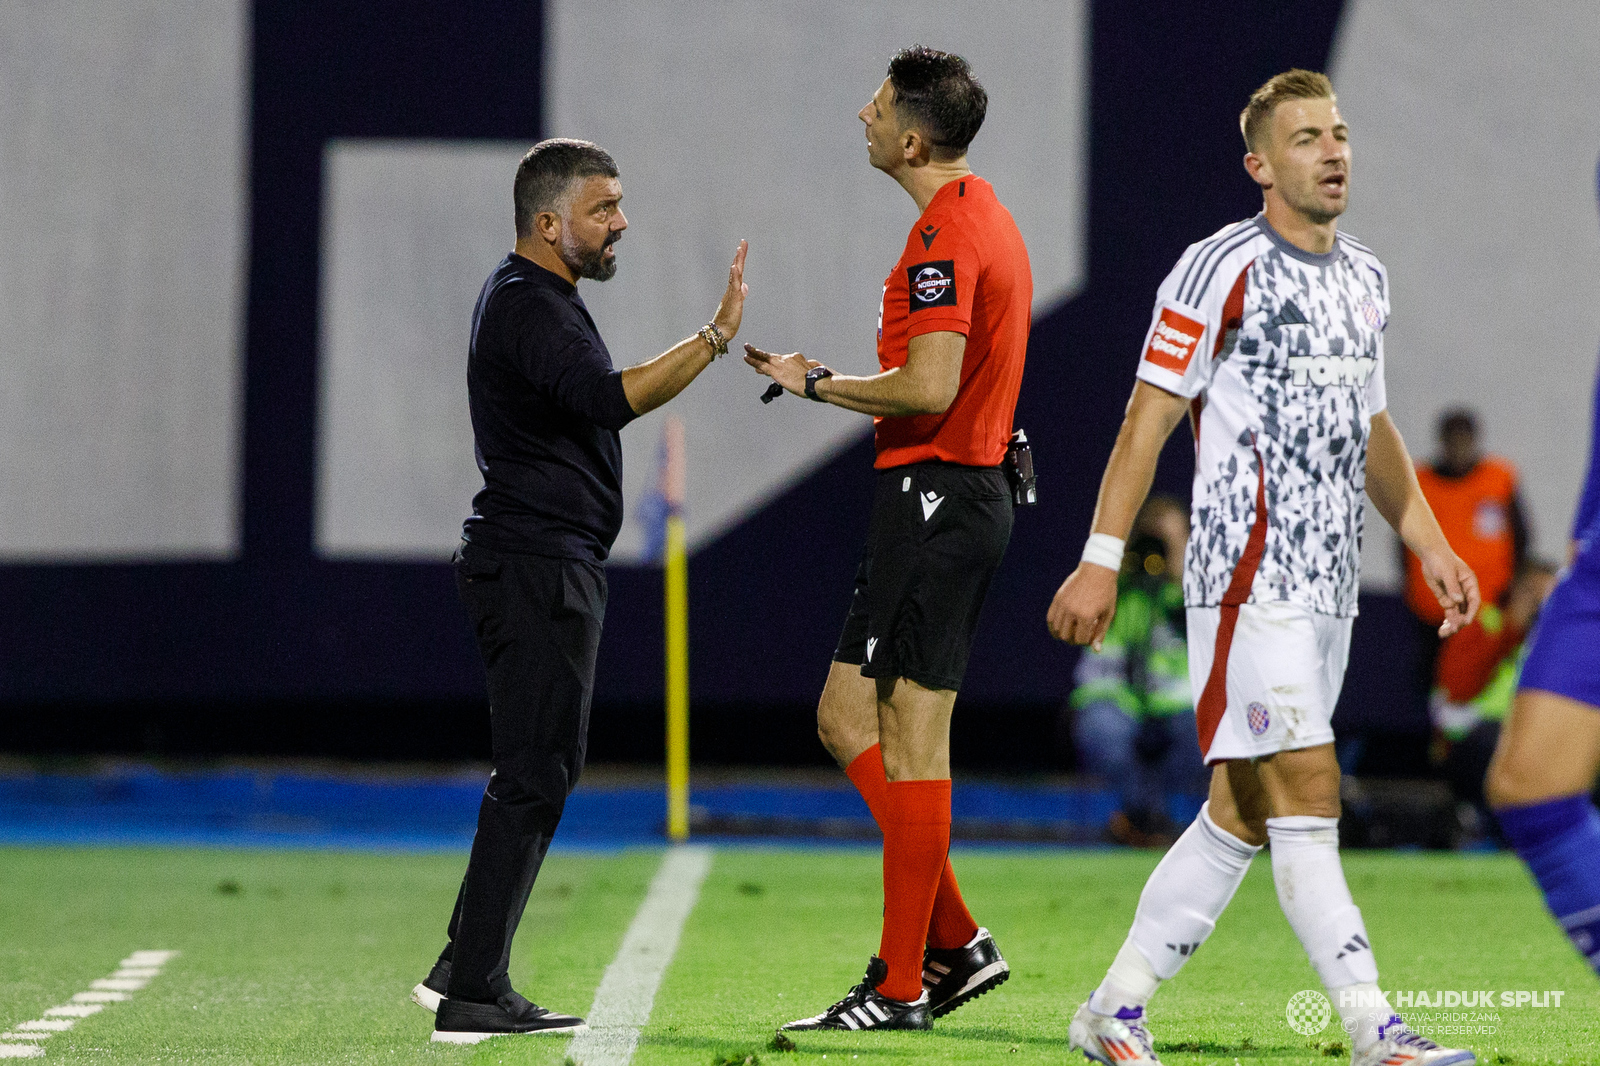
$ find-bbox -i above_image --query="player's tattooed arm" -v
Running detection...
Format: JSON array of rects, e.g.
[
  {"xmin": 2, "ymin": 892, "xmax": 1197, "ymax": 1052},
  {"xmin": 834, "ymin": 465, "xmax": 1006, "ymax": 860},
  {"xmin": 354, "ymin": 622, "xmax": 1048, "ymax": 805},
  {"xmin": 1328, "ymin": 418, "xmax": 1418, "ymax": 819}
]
[
  {"xmin": 741, "ymin": 332, "xmax": 964, "ymax": 417},
  {"xmin": 1367, "ymin": 409, "xmax": 1481, "ymax": 636},
  {"xmin": 1048, "ymin": 381, "xmax": 1190, "ymax": 649}
]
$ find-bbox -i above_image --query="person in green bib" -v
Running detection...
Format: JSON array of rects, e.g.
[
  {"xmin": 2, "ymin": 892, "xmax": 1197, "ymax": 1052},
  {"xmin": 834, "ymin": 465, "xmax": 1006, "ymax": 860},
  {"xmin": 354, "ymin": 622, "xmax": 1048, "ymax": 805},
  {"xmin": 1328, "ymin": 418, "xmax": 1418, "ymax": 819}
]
[{"xmin": 1069, "ymin": 496, "xmax": 1207, "ymax": 845}]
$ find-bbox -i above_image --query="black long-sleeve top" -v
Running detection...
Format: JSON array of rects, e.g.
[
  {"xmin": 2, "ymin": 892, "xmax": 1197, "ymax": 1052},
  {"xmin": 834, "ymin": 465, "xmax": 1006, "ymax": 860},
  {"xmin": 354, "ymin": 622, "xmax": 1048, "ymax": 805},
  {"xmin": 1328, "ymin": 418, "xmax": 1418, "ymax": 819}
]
[{"xmin": 461, "ymin": 254, "xmax": 638, "ymax": 562}]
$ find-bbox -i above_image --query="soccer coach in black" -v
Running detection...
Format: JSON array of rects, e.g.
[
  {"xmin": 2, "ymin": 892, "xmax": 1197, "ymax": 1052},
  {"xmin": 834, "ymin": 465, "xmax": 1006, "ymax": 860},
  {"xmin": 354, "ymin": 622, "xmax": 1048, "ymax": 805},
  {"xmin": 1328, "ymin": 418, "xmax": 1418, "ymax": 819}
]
[{"xmin": 415, "ymin": 139, "xmax": 749, "ymax": 1043}]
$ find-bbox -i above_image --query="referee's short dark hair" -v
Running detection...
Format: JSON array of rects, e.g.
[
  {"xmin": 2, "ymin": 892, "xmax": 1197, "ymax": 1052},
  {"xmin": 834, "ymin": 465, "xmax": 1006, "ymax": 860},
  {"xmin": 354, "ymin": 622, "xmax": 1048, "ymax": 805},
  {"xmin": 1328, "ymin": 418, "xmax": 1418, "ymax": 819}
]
[
  {"xmin": 514, "ymin": 139, "xmax": 619, "ymax": 238},
  {"xmin": 887, "ymin": 46, "xmax": 987, "ymax": 158}
]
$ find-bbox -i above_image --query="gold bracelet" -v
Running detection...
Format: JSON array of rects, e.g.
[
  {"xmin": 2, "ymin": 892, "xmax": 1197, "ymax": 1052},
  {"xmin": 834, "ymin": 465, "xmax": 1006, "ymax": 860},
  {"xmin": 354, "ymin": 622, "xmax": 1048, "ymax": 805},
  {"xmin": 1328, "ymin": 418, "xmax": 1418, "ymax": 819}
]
[{"xmin": 698, "ymin": 322, "xmax": 729, "ymax": 358}]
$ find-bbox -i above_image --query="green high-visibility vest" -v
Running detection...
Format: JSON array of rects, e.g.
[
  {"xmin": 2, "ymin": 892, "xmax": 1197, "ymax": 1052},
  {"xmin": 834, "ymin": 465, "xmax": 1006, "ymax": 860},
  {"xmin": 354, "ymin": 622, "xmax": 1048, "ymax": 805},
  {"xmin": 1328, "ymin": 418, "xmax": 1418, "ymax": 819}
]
[{"xmin": 1071, "ymin": 572, "xmax": 1191, "ymax": 720}]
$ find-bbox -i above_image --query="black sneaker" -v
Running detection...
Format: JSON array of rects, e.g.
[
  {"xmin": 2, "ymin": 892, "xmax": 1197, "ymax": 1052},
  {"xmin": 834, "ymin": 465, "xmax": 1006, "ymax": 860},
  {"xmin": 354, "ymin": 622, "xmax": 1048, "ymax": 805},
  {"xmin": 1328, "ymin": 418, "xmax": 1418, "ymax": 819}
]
[
  {"xmin": 410, "ymin": 957, "xmax": 451, "ymax": 1013},
  {"xmin": 431, "ymin": 990, "xmax": 586, "ymax": 1043},
  {"xmin": 780, "ymin": 956, "xmax": 932, "ymax": 1031},
  {"xmin": 922, "ymin": 927, "xmax": 1010, "ymax": 1018}
]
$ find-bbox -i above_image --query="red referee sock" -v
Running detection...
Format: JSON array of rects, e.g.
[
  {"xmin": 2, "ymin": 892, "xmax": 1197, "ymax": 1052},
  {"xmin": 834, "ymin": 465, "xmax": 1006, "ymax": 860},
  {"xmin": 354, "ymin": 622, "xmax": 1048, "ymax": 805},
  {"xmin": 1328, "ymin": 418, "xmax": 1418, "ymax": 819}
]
[
  {"xmin": 847, "ymin": 745, "xmax": 979, "ymax": 951},
  {"xmin": 877, "ymin": 778, "xmax": 952, "ymax": 1002}
]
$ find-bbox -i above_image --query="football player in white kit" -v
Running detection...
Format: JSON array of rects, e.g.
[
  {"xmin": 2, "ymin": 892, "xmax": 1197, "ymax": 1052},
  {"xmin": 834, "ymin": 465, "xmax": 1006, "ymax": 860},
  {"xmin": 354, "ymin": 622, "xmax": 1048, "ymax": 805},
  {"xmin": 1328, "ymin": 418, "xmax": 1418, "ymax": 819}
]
[{"xmin": 1047, "ymin": 70, "xmax": 1481, "ymax": 1066}]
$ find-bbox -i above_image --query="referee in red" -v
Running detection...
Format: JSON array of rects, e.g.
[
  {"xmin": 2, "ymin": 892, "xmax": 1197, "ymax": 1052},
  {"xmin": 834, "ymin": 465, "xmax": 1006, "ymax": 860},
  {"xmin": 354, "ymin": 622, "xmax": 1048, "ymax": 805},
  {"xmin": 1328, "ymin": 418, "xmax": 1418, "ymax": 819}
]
[{"xmin": 746, "ymin": 46, "xmax": 1032, "ymax": 1031}]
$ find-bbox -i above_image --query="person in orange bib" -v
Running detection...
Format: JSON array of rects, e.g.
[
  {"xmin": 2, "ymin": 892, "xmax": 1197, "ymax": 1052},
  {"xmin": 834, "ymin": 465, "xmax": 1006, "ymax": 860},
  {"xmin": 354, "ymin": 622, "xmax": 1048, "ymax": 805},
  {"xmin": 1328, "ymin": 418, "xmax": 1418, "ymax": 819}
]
[
  {"xmin": 1403, "ymin": 408, "xmax": 1528, "ymax": 712},
  {"xmin": 1404, "ymin": 409, "xmax": 1527, "ymax": 623}
]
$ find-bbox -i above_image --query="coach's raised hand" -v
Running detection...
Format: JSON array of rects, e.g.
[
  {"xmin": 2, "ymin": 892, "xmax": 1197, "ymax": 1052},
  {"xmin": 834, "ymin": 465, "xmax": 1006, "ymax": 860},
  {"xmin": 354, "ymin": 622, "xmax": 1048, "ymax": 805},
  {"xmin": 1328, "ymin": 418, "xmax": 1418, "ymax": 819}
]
[
  {"xmin": 619, "ymin": 239, "xmax": 749, "ymax": 416},
  {"xmin": 712, "ymin": 239, "xmax": 750, "ymax": 341}
]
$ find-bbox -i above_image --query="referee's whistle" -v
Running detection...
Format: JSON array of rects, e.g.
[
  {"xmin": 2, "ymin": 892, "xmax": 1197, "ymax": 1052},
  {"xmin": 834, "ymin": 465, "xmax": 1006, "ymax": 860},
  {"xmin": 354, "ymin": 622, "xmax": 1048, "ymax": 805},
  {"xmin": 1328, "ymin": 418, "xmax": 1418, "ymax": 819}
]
[{"xmin": 760, "ymin": 382, "xmax": 784, "ymax": 404}]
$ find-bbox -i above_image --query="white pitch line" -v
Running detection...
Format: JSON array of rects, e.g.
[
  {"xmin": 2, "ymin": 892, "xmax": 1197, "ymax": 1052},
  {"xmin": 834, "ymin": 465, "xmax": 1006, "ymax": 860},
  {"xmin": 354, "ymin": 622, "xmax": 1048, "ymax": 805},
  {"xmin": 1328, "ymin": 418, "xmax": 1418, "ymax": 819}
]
[
  {"xmin": 89, "ymin": 979, "xmax": 146, "ymax": 992},
  {"xmin": 2, "ymin": 948, "xmax": 177, "ymax": 1058},
  {"xmin": 41, "ymin": 1007, "xmax": 100, "ymax": 1019},
  {"xmin": 566, "ymin": 846, "xmax": 712, "ymax": 1066},
  {"xmin": 121, "ymin": 952, "xmax": 176, "ymax": 967}
]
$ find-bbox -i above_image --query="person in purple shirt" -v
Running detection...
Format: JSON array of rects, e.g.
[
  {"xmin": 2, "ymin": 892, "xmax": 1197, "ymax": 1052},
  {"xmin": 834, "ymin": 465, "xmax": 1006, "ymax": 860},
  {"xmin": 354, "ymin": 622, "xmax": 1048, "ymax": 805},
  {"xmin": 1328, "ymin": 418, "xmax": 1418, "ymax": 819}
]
[{"xmin": 1484, "ymin": 159, "xmax": 1600, "ymax": 976}]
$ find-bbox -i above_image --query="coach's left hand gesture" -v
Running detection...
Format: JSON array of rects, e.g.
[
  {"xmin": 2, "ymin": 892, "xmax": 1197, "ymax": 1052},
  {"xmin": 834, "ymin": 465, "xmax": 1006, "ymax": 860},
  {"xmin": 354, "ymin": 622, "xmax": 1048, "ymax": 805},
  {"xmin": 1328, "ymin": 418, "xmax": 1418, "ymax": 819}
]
[{"xmin": 712, "ymin": 240, "xmax": 750, "ymax": 341}]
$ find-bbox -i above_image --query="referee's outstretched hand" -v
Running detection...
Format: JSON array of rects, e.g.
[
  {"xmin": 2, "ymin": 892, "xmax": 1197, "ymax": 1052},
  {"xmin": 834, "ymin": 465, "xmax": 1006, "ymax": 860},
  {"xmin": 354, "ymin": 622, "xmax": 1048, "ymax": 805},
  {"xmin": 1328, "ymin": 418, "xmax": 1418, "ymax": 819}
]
[
  {"xmin": 1047, "ymin": 562, "xmax": 1119, "ymax": 652},
  {"xmin": 742, "ymin": 344, "xmax": 822, "ymax": 399}
]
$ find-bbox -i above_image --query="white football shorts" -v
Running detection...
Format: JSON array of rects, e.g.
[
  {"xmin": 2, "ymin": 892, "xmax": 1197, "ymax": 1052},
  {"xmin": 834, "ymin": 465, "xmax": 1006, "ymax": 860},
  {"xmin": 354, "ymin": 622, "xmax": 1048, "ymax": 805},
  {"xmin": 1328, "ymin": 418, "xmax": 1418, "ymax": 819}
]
[{"xmin": 1186, "ymin": 600, "xmax": 1352, "ymax": 763}]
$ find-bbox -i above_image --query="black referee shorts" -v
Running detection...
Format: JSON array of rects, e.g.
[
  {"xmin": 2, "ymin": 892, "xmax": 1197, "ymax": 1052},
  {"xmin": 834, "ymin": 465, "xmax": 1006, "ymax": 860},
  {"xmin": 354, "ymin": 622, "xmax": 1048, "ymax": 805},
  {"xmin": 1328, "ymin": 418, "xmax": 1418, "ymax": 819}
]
[{"xmin": 834, "ymin": 461, "xmax": 1014, "ymax": 692}]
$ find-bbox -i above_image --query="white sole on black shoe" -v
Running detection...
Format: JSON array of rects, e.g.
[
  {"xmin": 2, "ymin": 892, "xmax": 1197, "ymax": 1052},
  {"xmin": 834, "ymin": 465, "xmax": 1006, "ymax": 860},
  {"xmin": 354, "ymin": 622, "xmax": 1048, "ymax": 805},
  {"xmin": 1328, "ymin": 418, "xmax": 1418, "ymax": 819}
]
[
  {"xmin": 430, "ymin": 1022, "xmax": 588, "ymax": 1043},
  {"xmin": 929, "ymin": 958, "xmax": 1009, "ymax": 1018},
  {"xmin": 411, "ymin": 982, "xmax": 443, "ymax": 1014}
]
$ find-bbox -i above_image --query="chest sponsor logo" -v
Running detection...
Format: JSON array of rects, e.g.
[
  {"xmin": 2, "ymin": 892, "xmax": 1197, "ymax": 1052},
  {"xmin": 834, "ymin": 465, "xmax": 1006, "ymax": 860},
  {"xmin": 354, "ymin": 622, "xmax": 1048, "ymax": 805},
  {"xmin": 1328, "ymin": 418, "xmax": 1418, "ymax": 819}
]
[
  {"xmin": 1143, "ymin": 306, "xmax": 1204, "ymax": 373},
  {"xmin": 1287, "ymin": 354, "xmax": 1377, "ymax": 388},
  {"xmin": 907, "ymin": 260, "xmax": 957, "ymax": 310}
]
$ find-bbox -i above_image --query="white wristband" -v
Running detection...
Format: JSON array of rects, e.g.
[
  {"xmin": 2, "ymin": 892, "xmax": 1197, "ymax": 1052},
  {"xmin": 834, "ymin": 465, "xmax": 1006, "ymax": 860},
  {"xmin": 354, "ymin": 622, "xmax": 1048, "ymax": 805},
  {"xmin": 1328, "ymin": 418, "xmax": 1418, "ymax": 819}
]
[{"xmin": 1081, "ymin": 533, "xmax": 1126, "ymax": 572}]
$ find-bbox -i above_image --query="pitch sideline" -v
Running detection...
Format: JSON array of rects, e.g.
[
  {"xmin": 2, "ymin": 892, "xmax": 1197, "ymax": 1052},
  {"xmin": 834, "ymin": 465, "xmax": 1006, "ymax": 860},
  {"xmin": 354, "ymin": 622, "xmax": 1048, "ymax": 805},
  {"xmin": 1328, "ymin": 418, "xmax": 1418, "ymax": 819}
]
[
  {"xmin": 566, "ymin": 845, "xmax": 713, "ymax": 1066},
  {"xmin": 0, "ymin": 950, "xmax": 178, "ymax": 1059}
]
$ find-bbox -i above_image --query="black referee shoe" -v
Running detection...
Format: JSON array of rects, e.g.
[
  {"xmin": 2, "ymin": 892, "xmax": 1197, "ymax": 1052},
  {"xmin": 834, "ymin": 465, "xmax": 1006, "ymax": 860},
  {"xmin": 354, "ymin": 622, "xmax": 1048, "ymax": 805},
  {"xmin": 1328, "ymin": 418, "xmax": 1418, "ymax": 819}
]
[
  {"xmin": 922, "ymin": 927, "xmax": 1010, "ymax": 1018},
  {"xmin": 410, "ymin": 958, "xmax": 451, "ymax": 1013},
  {"xmin": 431, "ymin": 990, "xmax": 586, "ymax": 1043},
  {"xmin": 780, "ymin": 956, "xmax": 931, "ymax": 1031}
]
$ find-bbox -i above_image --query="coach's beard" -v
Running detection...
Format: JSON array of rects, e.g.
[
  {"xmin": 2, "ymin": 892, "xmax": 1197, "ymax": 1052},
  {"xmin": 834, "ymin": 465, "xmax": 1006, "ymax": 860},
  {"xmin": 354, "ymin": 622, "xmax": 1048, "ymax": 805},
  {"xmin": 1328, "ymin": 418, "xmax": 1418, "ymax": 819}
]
[{"xmin": 562, "ymin": 230, "xmax": 620, "ymax": 282}]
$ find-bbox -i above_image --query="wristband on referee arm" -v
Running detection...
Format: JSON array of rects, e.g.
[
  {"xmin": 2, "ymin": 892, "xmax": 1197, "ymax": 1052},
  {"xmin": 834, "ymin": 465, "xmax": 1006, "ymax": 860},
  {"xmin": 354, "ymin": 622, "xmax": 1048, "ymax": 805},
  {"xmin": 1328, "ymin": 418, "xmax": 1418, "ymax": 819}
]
[{"xmin": 1080, "ymin": 533, "xmax": 1126, "ymax": 572}]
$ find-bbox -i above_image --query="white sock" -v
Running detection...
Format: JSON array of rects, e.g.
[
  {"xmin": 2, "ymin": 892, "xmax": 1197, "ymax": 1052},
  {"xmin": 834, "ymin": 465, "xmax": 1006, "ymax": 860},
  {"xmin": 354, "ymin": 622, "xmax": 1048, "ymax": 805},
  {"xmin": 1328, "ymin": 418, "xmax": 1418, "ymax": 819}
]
[
  {"xmin": 1266, "ymin": 816, "xmax": 1389, "ymax": 1049},
  {"xmin": 1090, "ymin": 803, "xmax": 1260, "ymax": 1015},
  {"xmin": 1331, "ymin": 981, "xmax": 1397, "ymax": 1050},
  {"xmin": 1089, "ymin": 938, "xmax": 1161, "ymax": 1015}
]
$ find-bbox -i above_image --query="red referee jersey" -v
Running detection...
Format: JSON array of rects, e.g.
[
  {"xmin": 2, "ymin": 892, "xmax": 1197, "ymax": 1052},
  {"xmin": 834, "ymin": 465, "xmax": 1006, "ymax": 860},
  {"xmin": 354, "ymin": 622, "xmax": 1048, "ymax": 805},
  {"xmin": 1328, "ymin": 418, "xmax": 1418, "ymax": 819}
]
[{"xmin": 873, "ymin": 175, "xmax": 1032, "ymax": 469}]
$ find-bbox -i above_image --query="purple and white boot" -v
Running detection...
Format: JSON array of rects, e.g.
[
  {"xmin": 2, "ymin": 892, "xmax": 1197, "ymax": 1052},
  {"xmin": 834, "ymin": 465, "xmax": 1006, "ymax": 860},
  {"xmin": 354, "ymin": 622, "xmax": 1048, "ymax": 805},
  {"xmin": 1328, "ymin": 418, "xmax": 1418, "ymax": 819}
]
[{"xmin": 1068, "ymin": 1000, "xmax": 1162, "ymax": 1065}]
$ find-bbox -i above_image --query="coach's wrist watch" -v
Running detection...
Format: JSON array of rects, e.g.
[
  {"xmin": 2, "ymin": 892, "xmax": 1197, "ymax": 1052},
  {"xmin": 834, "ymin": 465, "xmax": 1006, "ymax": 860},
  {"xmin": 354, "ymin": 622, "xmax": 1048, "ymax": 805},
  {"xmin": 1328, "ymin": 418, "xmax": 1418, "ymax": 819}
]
[{"xmin": 804, "ymin": 366, "xmax": 833, "ymax": 402}]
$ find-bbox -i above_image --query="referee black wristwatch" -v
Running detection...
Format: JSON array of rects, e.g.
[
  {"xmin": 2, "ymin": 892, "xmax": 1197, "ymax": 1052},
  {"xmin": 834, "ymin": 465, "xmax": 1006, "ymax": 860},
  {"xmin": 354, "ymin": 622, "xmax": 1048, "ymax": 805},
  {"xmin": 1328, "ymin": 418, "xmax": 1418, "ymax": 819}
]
[{"xmin": 804, "ymin": 365, "xmax": 833, "ymax": 402}]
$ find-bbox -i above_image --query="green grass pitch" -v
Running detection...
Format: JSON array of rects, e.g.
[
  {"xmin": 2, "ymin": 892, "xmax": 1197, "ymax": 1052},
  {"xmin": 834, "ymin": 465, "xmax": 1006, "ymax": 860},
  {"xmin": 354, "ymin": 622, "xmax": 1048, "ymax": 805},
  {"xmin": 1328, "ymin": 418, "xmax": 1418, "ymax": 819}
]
[{"xmin": 0, "ymin": 845, "xmax": 1593, "ymax": 1065}]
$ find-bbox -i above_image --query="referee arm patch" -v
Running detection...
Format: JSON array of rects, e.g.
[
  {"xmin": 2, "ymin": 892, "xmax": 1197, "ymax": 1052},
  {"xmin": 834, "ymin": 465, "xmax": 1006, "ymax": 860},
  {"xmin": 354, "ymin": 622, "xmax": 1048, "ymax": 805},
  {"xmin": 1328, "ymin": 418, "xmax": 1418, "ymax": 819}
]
[{"xmin": 907, "ymin": 260, "xmax": 957, "ymax": 311}]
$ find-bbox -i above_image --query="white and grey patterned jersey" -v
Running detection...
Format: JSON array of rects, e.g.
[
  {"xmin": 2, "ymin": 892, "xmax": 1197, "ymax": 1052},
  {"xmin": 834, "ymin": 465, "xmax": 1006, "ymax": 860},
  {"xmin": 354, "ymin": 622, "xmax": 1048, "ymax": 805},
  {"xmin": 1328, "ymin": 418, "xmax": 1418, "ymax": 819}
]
[{"xmin": 1135, "ymin": 214, "xmax": 1389, "ymax": 618}]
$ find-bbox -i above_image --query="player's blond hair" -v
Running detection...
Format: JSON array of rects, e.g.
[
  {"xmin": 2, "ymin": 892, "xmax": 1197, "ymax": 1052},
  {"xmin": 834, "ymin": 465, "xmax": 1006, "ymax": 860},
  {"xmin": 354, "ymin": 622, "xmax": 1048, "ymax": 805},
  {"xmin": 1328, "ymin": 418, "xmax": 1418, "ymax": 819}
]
[{"xmin": 1239, "ymin": 69, "xmax": 1336, "ymax": 153}]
